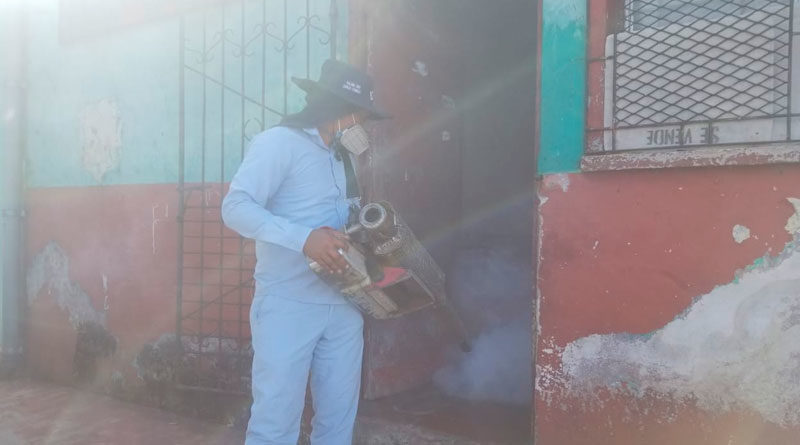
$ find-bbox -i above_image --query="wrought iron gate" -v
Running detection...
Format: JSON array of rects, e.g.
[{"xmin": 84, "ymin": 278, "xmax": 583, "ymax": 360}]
[{"xmin": 176, "ymin": 0, "xmax": 341, "ymax": 393}]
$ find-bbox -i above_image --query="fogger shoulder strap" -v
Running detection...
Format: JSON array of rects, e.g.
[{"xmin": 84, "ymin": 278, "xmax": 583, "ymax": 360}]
[
  {"xmin": 340, "ymin": 150, "xmax": 360, "ymax": 199},
  {"xmin": 285, "ymin": 127, "xmax": 361, "ymax": 199}
]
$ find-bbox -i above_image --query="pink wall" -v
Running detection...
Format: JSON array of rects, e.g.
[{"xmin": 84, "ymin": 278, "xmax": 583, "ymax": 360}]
[
  {"xmin": 25, "ymin": 185, "xmax": 179, "ymax": 393},
  {"xmin": 535, "ymin": 164, "xmax": 800, "ymax": 444}
]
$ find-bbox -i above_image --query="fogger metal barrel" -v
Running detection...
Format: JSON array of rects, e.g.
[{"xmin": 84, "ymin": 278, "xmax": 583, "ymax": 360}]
[
  {"xmin": 358, "ymin": 202, "xmax": 447, "ymax": 305},
  {"xmin": 310, "ymin": 201, "xmax": 468, "ymax": 340},
  {"xmin": 309, "ymin": 202, "xmax": 471, "ymax": 350},
  {"xmin": 310, "ymin": 202, "xmax": 446, "ymax": 318}
]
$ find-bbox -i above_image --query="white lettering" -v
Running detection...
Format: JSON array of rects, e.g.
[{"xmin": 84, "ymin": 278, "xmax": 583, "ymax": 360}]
[{"xmin": 342, "ymin": 80, "xmax": 362, "ymax": 94}]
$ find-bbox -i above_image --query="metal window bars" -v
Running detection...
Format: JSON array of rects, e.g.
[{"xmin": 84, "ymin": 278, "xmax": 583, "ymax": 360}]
[
  {"xmin": 592, "ymin": 0, "xmax": 798, "ymax": 152},
  {"xmin": 177, "ymin": 0, "xmax": 339, "ymax": 394}
]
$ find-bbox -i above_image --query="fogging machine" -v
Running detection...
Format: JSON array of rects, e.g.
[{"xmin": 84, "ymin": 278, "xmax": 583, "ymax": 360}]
[{"xmin": 308, "ymin": 201, "xmax": 471, "ymax": 351}]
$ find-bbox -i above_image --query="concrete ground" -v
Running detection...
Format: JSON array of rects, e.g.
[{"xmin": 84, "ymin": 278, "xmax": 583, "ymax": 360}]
[
  {"xmin": 0, "ymin": 379, "xmax": 531, "ymax": 444},
  {"xmin": 357, "ymin": 385, "xmax": 531, "ymax": 444},
  {"xmin": 0, "ymin": 379, "xmax": 245, "ymax": 444}
]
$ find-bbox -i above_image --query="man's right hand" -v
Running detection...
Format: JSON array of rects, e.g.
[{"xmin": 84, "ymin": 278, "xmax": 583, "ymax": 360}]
[{"xmin": 303, "ymin": 227, "xmax": 350, "ymax": 274}]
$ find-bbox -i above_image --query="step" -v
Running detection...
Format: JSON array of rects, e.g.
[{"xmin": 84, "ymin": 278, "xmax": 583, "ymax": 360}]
[{"xmin": 353, "ymin": 386, "xmax": 531, "ymax": 445}]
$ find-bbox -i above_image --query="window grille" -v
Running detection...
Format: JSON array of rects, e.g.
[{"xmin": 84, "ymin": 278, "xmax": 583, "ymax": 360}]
[{"xmin": 599, "ymin": 0, "xmax": 796, "ymax": 151}]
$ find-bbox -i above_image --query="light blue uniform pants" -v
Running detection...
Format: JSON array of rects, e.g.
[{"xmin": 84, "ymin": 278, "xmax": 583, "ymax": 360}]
[{"xmin": 246, "ymin": 296, "xmax": 364, "ymax": 445}]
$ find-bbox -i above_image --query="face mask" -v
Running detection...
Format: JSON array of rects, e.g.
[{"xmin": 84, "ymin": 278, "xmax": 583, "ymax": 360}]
[{"xmin": 336, "ymin": 115, "xmax": 371, "ymax": 156}]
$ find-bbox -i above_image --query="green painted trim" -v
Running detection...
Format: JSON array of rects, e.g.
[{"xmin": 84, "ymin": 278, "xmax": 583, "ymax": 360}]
[{"xmin": 538, "ymin": 0, "xmax": 586, "ymax": 175}]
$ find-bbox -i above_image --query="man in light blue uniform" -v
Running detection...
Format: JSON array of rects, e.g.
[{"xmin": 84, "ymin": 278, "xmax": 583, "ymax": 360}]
[{"xmin": 222, "ymin": 60, "xmax": 389, "ymax": 445}]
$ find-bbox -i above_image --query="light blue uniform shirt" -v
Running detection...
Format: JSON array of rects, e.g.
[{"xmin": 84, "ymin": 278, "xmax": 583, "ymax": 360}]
[{"xmin": 221, "ymin": 126, "xmax": 357, "ymax": 304}]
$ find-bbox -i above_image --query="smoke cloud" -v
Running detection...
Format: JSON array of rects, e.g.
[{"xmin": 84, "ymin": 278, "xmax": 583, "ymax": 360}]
[{"xmin": 434, "ymin": 246, "xmax": 533, "ymax": 405}]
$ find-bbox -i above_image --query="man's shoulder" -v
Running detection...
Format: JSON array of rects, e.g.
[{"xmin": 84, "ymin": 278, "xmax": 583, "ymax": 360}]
[
  {"xmin": 250, "ymin": 126, "xmax": 306, "ymax": 144},
  {"xmin": 247, "ymin": 126, "xmax": 312, "ymax": 156}
]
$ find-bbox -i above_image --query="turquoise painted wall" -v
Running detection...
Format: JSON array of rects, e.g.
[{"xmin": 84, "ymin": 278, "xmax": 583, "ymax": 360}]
[
  {"xmin": 25, "ymin": 0, "xmax": 180, "ymax": 188},
  {"xmin": 538, "ymin": 0, "xmax": 586, "ymax": 175},
  {"xmin": 0, "ymin": 2, "xmax": 14, "ymax": 344},
  {"xmin": 25, "ymin": 0, "xmax": 346, "ymax": 188}
]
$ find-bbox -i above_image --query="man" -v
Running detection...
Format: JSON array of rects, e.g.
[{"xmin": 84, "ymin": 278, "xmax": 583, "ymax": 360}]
[{"xmin": 221, "ymin": 59, "xmax": 389, "ymax": 445}]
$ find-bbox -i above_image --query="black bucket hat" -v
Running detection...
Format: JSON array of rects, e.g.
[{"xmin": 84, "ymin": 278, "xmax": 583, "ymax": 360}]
[{"xmin": 292, "ymin": 59, "xmax": 391, "ymax": 120}]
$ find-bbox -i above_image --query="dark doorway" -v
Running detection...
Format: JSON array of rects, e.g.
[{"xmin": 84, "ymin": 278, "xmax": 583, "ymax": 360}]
[{"xmin": 353, "ymin": 0, "xmax": 537, "ymax": 442}]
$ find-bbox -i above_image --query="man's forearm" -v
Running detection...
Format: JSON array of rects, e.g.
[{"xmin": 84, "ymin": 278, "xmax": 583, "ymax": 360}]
[{"xmin": 222, "ymin": 190, "xmax": 312, "ymax": 252}]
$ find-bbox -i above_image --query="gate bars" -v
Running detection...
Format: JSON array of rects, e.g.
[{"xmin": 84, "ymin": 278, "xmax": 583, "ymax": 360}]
[{"xmin": 177, "ymin": 0, "xmax": 339, "ymax": 393}]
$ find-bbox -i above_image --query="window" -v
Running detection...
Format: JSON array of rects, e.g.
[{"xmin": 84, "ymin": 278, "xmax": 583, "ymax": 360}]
[
  {"xmin": 586, "ymin": 0, "xmax": 798, "ymax": 155},
  {"xmin": 625, "ymin": 0, "xmax": 769, "ymax": 30}
]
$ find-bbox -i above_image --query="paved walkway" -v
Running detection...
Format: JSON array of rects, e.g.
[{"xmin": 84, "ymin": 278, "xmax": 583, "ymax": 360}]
[
  {"xmin": 0, "ymin": 379, "xmax": 245, "ymax": 445},
  {"xmin": 0, "ymin": 379, "xmax": 531, "ymax": 444}
]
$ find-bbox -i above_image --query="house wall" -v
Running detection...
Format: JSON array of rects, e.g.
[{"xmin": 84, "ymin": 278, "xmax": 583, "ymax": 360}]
[
  {"xmin": 21, "ymin": 0, "xmax": 344, "ymax": 405},
  {"xmin": 535, "ymin": 1, "xmax": 800, "ymax": 443},
  {"xmin": 1, "ymin": 0, "xmax": 27, "ymax": 370},
  {"xmin": 21, "ymin": 0, "xmax": 187, "ymax": 395},
  {"xmin": 0, "ymin": 1, "xmax": 13, "ymax": 356}
]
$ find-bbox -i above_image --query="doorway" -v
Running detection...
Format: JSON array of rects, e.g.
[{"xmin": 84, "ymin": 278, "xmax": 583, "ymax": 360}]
[{"xmin": 352, "ymin": 0, "xmax": 538, "ymax": 442}]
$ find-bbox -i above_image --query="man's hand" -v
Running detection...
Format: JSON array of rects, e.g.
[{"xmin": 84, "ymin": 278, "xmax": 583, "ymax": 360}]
[{"xmin": 303, "ymin": 227, "xmax": 350, "ymax": 274}]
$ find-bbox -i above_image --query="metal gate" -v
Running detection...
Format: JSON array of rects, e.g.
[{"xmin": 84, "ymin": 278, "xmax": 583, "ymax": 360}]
[{"xmin": 176, "ymin": 0, "xmax": 341, "ymax": 394}]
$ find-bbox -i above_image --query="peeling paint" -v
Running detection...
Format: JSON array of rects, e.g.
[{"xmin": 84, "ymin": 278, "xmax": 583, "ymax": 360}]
[
  {"xmin": 535, "ymin": 187, "xmax": 548, "ymax": 361},
  {"xmin": 549, "ymin": 238, "xmax": 800, "ymax": 426},
  {"xmin": 732, "ymin": 224, "xmax": 751, "ymax": 243},
  {"xmin": 587, "ymin": 136, "xmax": 604, "ymax": 153},
  {"xmin": 786, "ymin": 197, "xmax": 800, "ymax": 235},
  {"xmin": 441, "ymin": 94, "xmax": 455, "ymax": 109},
  {"xmin": 151, "ymin": 203, "xmax": 169, "ymax": 255},
  {"xmin": 537, "ymin": 194, "xmax": 549, "ymax": 207},
  {"xmin": 543, "ymin": 174, "xmax": 570, "ymax": 192},
  {"xmin": 411, "ymin": 60, "xmax": 428, "ymax": 77},
  {"xmin": 102, "ymin": 274, "xmax": 110, "ymax": 311},
  {"xmin": 203, "ymin": 190, "xmax": 223, "ymax": 210},
  {"xmin": 79, "ymin": 98, "xmax": 122, "ymax": 183},
  {"xmin": 26, "ymin": 242, "xmax": 105, "ymax": 328}
]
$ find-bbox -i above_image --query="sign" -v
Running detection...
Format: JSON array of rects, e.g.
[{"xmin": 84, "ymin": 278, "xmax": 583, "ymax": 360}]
[
  {"xmin": 644, "ymin": 126, "xmax": 719, "ymax": 147},
  {"xmin": 607, "ymin": 118, "xmax": 789, "ymax": 151}
]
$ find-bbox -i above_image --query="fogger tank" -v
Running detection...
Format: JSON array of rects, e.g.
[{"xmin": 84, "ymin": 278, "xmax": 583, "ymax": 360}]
[{"xmin": 309, "ymin": 201, "xmax": 448, "ymax": 319}]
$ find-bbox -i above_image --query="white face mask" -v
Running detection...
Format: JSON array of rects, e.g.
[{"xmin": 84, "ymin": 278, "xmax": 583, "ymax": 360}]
[{"xmin": 337, "ymin": 115, "xmax": 371, "ymax": 156}]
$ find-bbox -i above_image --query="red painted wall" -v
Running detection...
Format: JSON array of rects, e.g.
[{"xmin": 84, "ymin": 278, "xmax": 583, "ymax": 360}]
[
  {"xmin": 24, "ymin": 185, "xmax": 179, "ymax": 391},
  {"xmin": 535, "ymin": 164, "xmax": 800, "ymax": 444}
]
